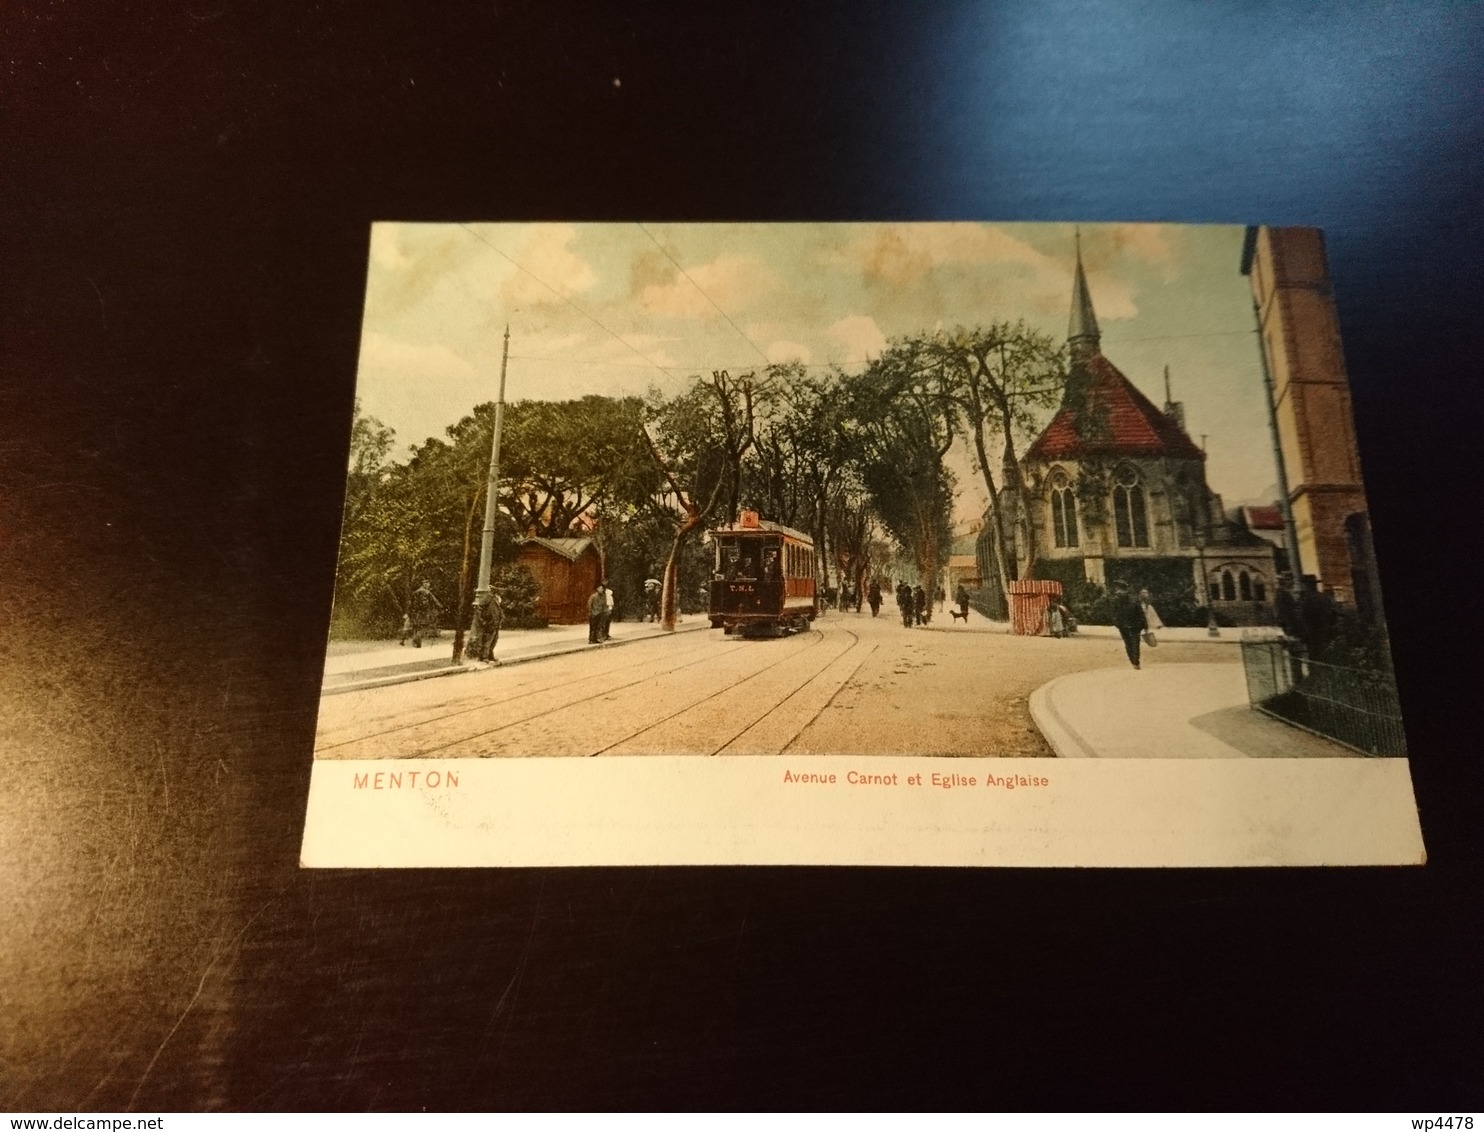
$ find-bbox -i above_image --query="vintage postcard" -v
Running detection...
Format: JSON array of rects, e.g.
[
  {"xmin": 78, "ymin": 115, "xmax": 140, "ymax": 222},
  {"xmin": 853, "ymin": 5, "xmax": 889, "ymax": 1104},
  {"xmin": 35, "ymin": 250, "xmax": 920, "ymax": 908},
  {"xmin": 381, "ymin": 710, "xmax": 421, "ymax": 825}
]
[{"xmin": 301, "ymin": 222, "xmax": 1423, "ymax": 867}]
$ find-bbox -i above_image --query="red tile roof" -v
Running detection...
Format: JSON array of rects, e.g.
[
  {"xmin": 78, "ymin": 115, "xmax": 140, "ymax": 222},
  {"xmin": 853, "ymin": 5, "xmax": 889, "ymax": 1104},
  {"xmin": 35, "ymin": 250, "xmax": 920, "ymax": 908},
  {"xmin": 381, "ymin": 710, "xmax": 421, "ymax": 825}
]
[
  {"xmin": 1243, "ymin": 505, "xmax": 1285, "ymax": 530},
  {"xmin": 1025, "ymin": 353, "xmax": 1206, "ymax": 462}
]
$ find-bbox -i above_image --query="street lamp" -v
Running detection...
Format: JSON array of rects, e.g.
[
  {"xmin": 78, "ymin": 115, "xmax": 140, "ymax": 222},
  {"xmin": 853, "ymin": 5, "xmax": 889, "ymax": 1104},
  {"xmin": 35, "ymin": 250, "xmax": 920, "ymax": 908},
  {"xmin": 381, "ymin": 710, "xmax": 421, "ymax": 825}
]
[
  {"xmin": 1195, "ymin": 527, "xmax": 1220, "ymax": 637},
  {"xmin": 1186, "ymin": 483, "xmax": 1220, "ymax": 638}
]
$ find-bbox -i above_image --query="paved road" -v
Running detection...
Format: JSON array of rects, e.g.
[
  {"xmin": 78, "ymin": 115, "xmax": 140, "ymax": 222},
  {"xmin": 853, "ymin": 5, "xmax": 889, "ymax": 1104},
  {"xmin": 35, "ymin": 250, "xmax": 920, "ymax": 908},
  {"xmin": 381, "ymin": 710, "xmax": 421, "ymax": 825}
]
[{"xmin": 315, "ymin": 610, "xmax": 1239, "ymax": 760}]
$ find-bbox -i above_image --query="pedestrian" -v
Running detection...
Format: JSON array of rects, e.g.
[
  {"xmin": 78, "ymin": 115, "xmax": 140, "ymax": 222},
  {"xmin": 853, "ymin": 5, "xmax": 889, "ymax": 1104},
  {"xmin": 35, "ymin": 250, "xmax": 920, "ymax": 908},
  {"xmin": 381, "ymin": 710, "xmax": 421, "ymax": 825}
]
[
  {"xmin": 936, "ymin": 584, "xmax": 946, "ymax": 611},
  {"xmin": 1111, "ymin": 580, "xmax": 1144, "ymax": 668},
  {"xmin": 1296, "ymin": 575, "xmax": 1338, "ymax": 660},
  {"xmin": 1047, "ymin": 601, "xmax": 1065, "ymax": 638},
  {"xmin": 587, "ymin": 582, "xmax": 606, "ymax": 644},
  {"xmin": 1050, "ymin": 601, "xmax": 1075, "ymax": 637},
  {"xmin": 470, "ymin": 591, "xmax": 502, "ymax": 662},
  {"xmin": 955, "ymin": 583, "xmax": 970, "ymax": 619},
  {"xmin": 867, "ymin": 580, "xmax": 882, "ymax": 617},
  {"xmin": 407, "ymin": 579, "xmax": 443, "ymax": 648},
  {"xmin": 644, "ymin": 577, "xmax": 662, "ymax": 623},
  {"xmin": 1138, "ymin": 588, "xmax": 1163, "ymax": 645},
  {"xmin": 600, "ymin": 579, "xmax": 615, "ymax": 641},
  {"xmin": 896, "ymin": 581, "xmax": 913, "ymax": 628},
  {"xmin": 913, "ymin": 584, "xmax": 928, "ymax": 626}
]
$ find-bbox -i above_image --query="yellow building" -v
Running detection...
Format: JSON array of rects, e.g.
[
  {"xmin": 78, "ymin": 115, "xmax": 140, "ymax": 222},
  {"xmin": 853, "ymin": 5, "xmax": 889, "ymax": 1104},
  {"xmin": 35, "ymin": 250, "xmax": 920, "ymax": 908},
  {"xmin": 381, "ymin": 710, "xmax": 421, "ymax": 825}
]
[{"xmin": 1241, "ymin": 227, "xmax": 1368, "ymax": 602}]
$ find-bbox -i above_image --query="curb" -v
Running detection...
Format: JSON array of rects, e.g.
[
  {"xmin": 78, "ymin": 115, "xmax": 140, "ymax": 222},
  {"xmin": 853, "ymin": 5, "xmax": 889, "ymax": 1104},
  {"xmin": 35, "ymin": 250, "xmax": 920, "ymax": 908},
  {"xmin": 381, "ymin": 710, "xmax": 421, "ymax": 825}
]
[
  {"xmin": 322, "ymin": 621, "xmax": 710, "ymax": 696},
  {"xmin": 1027, "ymin": 672, "xmax": 1105, "ymax": 759}
]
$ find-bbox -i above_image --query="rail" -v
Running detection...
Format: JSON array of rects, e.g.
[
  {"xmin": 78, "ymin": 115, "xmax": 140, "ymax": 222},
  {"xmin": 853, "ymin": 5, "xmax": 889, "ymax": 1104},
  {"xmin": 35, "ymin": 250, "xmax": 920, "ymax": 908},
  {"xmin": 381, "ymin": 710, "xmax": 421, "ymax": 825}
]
[{"xmin": 1239, "ymin": 638, "xmax": 1407, "ymax": 757}]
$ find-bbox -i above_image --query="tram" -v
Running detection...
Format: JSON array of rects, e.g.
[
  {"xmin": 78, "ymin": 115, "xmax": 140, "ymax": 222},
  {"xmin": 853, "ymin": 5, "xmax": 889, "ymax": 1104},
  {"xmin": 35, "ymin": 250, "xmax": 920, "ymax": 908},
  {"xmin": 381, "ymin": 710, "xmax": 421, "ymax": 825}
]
[{"xmin": 707, "ymin": 510, "xmax": 819, "ymax": 635}]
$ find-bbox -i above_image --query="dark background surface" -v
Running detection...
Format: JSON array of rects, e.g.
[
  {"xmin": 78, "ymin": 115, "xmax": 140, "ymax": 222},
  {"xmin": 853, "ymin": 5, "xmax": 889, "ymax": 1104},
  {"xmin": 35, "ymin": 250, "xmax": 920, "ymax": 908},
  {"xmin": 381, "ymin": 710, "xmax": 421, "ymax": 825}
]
[{"xmin": 3, "ymin": 0, "xmax": 1481, "ymax": 1111}]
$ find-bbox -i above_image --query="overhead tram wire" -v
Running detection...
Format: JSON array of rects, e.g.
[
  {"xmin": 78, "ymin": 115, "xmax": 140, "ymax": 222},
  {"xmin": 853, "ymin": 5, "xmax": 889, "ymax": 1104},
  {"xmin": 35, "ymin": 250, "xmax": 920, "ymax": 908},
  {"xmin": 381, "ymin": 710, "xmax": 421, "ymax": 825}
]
[
  {"xmin": 507, "ymin": 354, "xmax": 847, "ymax": 371},
  {"xmin": 635, "ymin": 222, "xmax": 775, "ymax": 370},
  {"xmin": 1101, "ymin": 329, "xmax": 1255, "ymax": 343},
  {"xmin": 456, "ymin": 222, "xmax": 674, "ymax": 382}
]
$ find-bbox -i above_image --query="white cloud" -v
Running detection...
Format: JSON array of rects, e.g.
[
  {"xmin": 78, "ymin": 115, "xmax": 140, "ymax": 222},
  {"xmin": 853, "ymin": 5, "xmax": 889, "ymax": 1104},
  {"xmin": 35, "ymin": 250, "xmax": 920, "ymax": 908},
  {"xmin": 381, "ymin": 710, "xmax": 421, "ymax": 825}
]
[
  {"xmin": 835, "ymin": 222, "xmax": 1141, "ymax": 322},
  {"xmin": 837, "ymin": 223, "xmax": 1049, "ymax": 286},
  {"xmin": 766, "ymin": 339, "xmax": 812, "ymax": 364},
  {"xmin": 500, "ymin": 224, "xmax": 598, "ymax": 307},
  {"xmin": 639, "ymin": 254, "xmax": 777, "ymax": 320},
  {"xmin": 827, "ymin": 315, "xmax": 887, "ymax": 363},
  {"xmin": 359, "ymin": 330, "xmax": 477, "ymax": 382},
  {"xmin": 1106, "ymin": 223, "xmax": 1180, "ymax": 280}
]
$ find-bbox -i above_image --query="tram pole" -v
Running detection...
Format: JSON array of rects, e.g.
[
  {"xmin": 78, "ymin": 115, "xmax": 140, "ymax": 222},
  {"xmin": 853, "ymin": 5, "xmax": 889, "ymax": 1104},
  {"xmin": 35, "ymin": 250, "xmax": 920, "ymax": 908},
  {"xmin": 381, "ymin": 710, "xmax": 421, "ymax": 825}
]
[
  {"xmin": 1251, "ymin": 297, "xmax": 1303, "ymax": 593},
  {"xmin": 467, "ymin": 325, "xmax": 510, "ymax": 660}
]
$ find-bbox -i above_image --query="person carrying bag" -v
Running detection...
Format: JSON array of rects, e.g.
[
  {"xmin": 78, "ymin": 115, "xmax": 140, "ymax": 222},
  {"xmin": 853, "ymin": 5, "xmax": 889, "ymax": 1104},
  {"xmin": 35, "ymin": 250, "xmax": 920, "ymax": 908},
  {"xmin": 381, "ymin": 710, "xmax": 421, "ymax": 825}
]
[{"xmin": 1139, "ymin": 587, "xmax": 1163, "ymax": 648}]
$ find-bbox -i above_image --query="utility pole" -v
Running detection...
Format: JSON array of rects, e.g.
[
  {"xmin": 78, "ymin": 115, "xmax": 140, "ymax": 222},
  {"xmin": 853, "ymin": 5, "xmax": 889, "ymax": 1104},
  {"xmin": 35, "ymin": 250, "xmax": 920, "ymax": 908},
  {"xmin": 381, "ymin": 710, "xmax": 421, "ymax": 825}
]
[
  {"xmin": 466, "ymin": 325, "xmax": 510, "ymax": 661},
  {"xmin": 1251, "ymin": 298, "xmax": 1303, "ymax": 592}
]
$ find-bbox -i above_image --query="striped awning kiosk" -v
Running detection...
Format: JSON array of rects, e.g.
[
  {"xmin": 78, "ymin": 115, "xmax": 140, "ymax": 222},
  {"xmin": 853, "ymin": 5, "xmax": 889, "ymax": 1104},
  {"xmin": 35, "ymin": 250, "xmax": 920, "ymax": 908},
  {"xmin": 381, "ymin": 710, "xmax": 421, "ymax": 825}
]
[{"xmin": 1007, "ymin": 579, "xmax": 1063, "ymax": 636}]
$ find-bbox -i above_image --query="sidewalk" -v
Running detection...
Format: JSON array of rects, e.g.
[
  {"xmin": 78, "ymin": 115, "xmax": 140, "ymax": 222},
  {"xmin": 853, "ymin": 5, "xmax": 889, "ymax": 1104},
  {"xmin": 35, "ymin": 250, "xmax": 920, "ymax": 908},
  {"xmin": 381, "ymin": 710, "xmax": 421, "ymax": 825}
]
[
  {"xmin": 321, "ymin": 617, "xmax": 710, "ymax": 696},
  {"xmin": 920, "ymin": 610, "xmax": 1281, "ymax": 644},
  {"xmin": 1030, "ymin": 661, "xmax": 1353, "ymax": 759}
]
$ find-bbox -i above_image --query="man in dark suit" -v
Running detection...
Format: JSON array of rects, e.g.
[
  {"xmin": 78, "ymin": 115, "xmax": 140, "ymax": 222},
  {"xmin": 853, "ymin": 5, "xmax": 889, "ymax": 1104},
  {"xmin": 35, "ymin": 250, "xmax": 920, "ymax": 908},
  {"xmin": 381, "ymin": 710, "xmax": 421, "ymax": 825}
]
[{"xmin": 1111, "ymin": 580, "xmax": 1144, "ymax": 669}]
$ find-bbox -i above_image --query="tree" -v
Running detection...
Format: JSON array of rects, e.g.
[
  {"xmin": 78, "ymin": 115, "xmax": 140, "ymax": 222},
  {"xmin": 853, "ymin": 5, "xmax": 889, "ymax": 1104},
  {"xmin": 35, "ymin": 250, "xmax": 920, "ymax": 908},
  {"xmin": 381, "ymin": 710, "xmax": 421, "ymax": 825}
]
[
  {"xmin": 746, "ymin": 363, "xmax": 823, "ymax": 529},
  {"xmin": 930, "ymin": 322, "xmax": 1064, "ymax": 604},
  {"xmin": 824, "ymin": 474, "xmax": 878, "ymax": 606},
  {"xmin": 498, "ymin": 396, "xmax": 661, "ymax": 537},
  {"xmin": 642, "ymin": 373, "xmax": 757, "ymax": 630},
  {"xmin": 846, "ymin": 339, "xmax": 958, "ymax": 601},
  {"xmin": 334, "ymin": 432, "xmax": 477, "ymax": 637}
]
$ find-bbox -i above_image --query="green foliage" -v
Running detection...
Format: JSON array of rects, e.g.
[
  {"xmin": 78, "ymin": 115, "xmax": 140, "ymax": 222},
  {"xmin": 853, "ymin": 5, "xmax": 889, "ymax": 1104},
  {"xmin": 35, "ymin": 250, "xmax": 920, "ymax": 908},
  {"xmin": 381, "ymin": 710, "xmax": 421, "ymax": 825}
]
[
  {"xmin": 1314, "ymin": 606, "xmax": 1397, "ymax": 676},
  {"xmin": 845, "ymin": 340, "xmax": 956, "ymax": 586},
  {"xmin": 1029, "ymin": 557, "xmax": 1103, "ymax": 616},
  {"xmin": 496, "ymin": 396, "xmax": 661, "ymax": 536},
  {"xmin": 333, "ymin": 394, "xmax": 663, "ymax": 639},
  {"xmin": 1026, "ymin": 556, "xmax": 1231, "ymax": 628},
  {"xmin": 1103, "ymin": 558, "xmax": 1203, "ymax": 626},
  {"xmin": 491, "ymin": 564, "xmax": 545, "ymax": 629}
]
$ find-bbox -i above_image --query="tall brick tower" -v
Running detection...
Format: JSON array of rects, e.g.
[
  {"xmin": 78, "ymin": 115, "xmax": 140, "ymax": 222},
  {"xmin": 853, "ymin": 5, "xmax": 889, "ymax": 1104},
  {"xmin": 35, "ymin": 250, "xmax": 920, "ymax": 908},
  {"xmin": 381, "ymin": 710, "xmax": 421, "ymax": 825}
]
[{"xmin": 1241, "ymin": 227, "xmax": 1368, "ymax": 603}]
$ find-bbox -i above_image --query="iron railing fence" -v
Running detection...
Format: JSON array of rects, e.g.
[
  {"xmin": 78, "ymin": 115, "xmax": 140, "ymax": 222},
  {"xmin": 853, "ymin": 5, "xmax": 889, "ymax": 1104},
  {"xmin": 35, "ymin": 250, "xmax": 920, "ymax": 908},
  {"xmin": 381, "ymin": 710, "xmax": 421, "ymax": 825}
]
[{"xmin": 1239, "ymin": 638, "xmax": 1407, "ymax": 757}]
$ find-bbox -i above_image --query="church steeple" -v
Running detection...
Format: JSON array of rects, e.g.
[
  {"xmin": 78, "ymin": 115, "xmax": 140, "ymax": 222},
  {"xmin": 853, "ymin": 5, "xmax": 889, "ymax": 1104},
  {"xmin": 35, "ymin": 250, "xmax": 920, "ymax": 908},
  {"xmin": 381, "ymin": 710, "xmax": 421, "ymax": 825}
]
[
  {"xmin": 1067, "ymin": 229, "xmax": 1101, "ymax": 363},
  {"xmin": 1162, "ymin": 364, "xmax": 1186, "ymax": 430}
]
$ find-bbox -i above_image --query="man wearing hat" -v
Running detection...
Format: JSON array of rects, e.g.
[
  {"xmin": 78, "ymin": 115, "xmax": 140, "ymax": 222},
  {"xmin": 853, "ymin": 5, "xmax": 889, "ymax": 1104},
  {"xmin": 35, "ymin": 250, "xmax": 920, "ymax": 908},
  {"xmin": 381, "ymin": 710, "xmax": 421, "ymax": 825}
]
[{"xmin": 1110, "ymin": 579, "xmax": 1144, "ymax": 668}]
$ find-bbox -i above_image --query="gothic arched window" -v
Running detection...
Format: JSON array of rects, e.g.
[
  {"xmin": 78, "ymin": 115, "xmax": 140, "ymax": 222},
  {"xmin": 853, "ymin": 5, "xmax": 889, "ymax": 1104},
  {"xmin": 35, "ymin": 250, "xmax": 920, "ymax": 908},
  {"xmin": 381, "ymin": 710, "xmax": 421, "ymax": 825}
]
[
  {"xmin": 1048, "ymin": 470, "xmax": 1079, "ymax": 549},
  {"xmin": 1112, "ymin": 466, "xmax": 1151, "ymax": 548},
  {"xmin": 1239, "ymin": 570, "xmax": 1253, "ymax": 601},
  {"xmin": 1221, "ymin": 570, "xmax": 1237, "ymax": 601}
]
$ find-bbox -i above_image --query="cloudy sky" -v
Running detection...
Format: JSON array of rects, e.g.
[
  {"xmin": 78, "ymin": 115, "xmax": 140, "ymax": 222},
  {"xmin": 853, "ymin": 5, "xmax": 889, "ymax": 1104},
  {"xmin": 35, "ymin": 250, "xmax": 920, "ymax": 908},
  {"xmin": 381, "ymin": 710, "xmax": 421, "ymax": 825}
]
[{"xmin": 355, "ymin": 221, "xmax": 1281, "ymax": 521}]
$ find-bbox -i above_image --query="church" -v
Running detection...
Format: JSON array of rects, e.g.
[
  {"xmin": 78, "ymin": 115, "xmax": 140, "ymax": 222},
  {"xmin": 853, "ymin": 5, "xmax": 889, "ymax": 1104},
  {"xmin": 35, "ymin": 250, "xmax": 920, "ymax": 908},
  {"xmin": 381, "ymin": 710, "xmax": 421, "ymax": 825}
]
[{"xmin": 991, "ymin": 241, "xmax": 1279, "ymax": 625}]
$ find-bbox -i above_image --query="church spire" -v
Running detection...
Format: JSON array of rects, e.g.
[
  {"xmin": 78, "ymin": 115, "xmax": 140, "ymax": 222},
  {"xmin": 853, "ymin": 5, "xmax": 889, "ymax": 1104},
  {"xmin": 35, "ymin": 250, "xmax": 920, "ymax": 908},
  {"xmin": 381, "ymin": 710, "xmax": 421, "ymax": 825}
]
[
  {"xmin": 1067, "ymin": 228, "xmax": 1101, "ymax": 363},
  {"xmin": 1163, "ymin": 364, "xmax": 1186, "ymax": 430}
]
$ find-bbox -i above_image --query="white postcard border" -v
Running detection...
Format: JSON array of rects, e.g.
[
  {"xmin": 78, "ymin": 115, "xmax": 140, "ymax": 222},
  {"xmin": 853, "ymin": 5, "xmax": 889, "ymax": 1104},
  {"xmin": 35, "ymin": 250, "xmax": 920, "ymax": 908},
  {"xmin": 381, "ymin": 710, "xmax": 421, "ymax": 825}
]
[{"xmin": 300, "ymin": 755, "xmax": 1424, "ymax": 868}]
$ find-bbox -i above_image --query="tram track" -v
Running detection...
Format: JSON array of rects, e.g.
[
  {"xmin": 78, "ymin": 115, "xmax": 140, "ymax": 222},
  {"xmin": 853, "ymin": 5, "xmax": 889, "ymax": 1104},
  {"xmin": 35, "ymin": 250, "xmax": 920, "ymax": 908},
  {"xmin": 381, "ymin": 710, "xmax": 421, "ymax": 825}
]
[
  {"xmin": 411, "ymin": 629, "xmax": 828, "ymax": 758},
  {"xmin": 776, "ymin": 641, "xmax": 878, "ymax": 754},
  {"xmin": 587, "ymin": 629, "xmax": 835, "ymax": 756},
  {"xmin": 707, "ymin": 631, "xmax": 869, "ymax": 755},
  {"xmin": 316, "ymin": 634, "xmax": 723, "ymax": 755}
]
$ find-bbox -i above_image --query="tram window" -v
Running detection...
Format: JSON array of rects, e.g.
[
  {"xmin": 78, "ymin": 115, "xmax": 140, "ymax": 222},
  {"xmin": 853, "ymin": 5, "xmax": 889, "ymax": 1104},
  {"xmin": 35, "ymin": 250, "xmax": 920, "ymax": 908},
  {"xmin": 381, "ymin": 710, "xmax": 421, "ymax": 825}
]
[{"xmin": 764, "ymin": 548, "xmax": 780, "ymax": 580}]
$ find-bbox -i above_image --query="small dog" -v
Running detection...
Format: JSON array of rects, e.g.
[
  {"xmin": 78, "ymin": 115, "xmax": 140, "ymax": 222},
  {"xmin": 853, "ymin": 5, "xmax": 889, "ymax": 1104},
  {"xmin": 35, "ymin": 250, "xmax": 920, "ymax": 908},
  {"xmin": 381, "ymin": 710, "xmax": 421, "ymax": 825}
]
[{"xmin": 949, "ymin": 608, "xmax": 970, "ymax": 623}]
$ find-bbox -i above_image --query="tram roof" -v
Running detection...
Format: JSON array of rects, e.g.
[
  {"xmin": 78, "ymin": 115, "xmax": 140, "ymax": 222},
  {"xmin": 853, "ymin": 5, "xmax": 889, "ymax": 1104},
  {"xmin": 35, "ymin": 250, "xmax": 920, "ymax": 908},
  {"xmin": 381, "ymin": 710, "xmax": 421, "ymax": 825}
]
[{"xmin": 710, "ymin": 519, "xmax": 813, "ymax": 545}]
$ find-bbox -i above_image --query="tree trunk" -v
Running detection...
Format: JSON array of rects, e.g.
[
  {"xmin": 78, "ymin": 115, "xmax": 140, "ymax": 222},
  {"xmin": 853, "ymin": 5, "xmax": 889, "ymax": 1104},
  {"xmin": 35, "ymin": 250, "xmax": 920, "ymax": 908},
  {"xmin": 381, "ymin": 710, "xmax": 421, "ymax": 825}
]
[
  {"xmin": 970, "ymin": 426, "xmax": 1013, "ymax": 619},
  {"xmin": 660, "ymin": 512, "xmax": 704, "ymax": 631},
  {"xmin": 451, "ymin": 488, "xmax": 480, "ymax": 662},
  {"xmin": 1001, "ymin": 407, "xmax": 1038, "ymax": 581}
]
